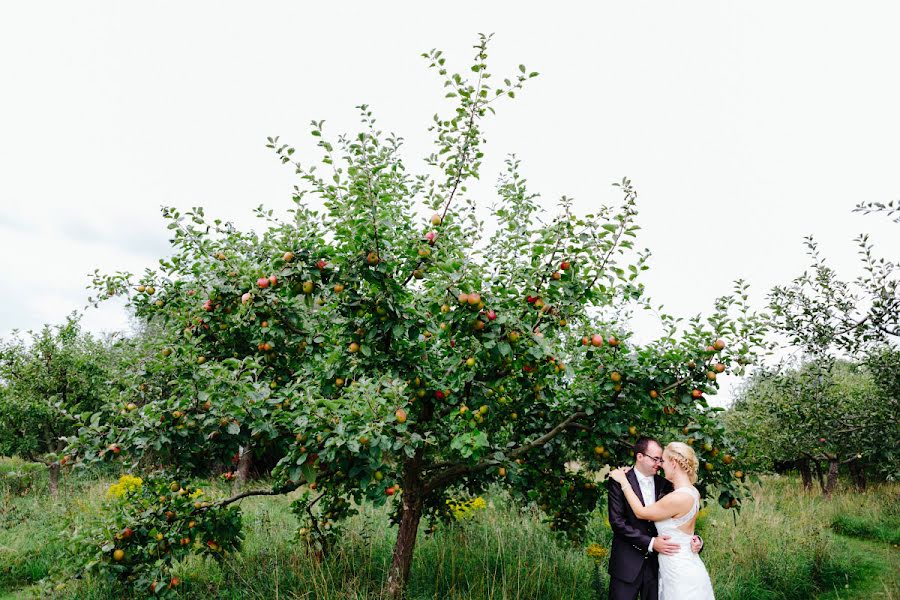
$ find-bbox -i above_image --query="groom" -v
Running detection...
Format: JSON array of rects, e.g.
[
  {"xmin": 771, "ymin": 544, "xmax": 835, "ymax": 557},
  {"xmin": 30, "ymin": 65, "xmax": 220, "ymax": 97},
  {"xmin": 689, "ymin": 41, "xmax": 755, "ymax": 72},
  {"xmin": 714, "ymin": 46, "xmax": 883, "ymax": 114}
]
[{"xmin": 607, "ymin": 436, "xmax": 702, "ymax": 600}]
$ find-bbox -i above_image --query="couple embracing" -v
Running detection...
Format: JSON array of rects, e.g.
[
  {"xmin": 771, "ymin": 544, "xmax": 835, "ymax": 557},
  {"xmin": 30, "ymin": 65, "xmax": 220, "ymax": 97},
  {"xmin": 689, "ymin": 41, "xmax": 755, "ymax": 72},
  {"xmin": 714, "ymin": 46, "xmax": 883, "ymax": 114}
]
[{"xmin": 606, "ymin": 436, "xmax": 715, "ymax": 600}]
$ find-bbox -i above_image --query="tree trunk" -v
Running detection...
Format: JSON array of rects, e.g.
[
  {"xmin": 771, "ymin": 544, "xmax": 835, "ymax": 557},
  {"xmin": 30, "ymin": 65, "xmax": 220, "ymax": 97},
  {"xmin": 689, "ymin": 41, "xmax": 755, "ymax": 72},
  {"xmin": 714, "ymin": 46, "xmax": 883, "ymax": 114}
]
[
  {"xmin": 813, "ymin": 459, "xmax": 826, "ymax": 494},
  {"xmin": 848, "ymin": 461, "xmax": 866, "ymax": 491},
  {"xmin": 385, "ymin": 451, "xmax": 426, "ymax": 598},
  {"xmin": 48, "ymin": 462, "xmax": 60, "ymax": 498},
  {"xmin": 823, "ymin": 457, "xmax": 839, "ymax": 497},
  {"xmin": 233, "ymin": 446, "xmax": 253, "ymax": 493},
  {"xmin": 798, "ymin": 459, "xmax": 812, "ymax": 490}
]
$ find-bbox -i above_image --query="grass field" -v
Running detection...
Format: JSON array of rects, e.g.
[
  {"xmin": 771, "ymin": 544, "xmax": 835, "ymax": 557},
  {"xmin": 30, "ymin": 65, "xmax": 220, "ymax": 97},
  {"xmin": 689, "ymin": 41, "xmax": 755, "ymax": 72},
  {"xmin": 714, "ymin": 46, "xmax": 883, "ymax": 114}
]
[{"xmin": 1, "ymin": 460, "xmax": 897, "ymax": 599}]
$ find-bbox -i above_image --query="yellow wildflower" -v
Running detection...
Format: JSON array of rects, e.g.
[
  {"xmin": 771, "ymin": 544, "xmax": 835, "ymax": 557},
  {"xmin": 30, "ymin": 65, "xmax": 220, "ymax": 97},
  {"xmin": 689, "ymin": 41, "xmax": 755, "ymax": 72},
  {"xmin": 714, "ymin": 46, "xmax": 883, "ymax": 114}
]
[
  {"xmin": 106, "ymin": 474, "xmax": 143, "ymax": 500},
  {"xmin": 445, "ymin": 496, "xmax": 488, "ymax": 520},
  {"xmin": 586, "ymin": 543, "xmax": 608, "ymax": 564}
]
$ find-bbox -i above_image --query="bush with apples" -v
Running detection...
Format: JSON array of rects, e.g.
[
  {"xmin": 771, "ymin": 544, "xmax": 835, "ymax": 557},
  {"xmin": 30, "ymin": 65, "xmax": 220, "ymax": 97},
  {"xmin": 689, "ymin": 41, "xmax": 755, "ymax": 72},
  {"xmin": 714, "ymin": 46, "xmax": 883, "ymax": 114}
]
[
  {"xmin": 74, "ymin": 474, "xmax": 243, "ymax": 597},
  {"xmin": 69, "ymin": 37, "xmax": 768, "ymax": 596}
]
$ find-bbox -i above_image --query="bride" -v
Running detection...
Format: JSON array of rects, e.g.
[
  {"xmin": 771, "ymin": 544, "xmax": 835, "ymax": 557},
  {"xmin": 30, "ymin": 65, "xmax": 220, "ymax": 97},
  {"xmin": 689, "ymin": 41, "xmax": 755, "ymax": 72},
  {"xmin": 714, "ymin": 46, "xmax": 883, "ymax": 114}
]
[{"xmin": 608, "ymin": 442, "xmax": 715, "ymax": 600}]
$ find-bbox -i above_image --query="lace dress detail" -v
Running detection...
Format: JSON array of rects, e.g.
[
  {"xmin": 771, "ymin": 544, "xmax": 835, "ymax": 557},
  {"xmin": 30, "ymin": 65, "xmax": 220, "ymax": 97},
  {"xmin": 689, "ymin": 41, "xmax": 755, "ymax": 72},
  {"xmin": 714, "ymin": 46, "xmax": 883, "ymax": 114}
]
[{"xmin": 656, "ymin": 486, "xmax": 715, "ymax": 600}]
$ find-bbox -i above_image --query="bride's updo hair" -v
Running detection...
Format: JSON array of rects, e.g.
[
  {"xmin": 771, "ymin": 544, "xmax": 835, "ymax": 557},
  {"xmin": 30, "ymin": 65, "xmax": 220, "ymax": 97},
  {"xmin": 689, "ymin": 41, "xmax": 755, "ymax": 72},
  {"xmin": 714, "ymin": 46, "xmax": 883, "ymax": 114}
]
[{"xmin": 664, "ymin": 442, "xmax": 699, "ymax": 484}]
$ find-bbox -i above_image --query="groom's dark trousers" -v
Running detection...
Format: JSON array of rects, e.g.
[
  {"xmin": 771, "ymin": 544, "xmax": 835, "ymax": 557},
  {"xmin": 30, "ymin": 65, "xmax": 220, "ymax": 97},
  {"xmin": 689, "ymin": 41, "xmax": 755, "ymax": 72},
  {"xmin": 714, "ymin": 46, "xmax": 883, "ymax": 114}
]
[{"xmin": 607, "ymin": 469, "xmax": 673, "ymax": 600}]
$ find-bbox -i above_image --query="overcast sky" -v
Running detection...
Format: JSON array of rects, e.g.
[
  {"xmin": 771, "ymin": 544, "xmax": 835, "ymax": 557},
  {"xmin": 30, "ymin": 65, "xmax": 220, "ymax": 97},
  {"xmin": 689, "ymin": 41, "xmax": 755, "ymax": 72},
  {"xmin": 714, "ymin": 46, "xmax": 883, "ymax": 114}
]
[{"xmin": 2, "ymin": 2, "xmax": 898, "ymax": 404}]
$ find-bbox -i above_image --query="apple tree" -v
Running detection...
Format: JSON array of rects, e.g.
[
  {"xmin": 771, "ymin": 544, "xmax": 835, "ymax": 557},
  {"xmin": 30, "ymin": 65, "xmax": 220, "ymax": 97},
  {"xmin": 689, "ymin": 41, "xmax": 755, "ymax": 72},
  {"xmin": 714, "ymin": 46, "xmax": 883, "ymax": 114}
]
[
  {"xmin": 725, "ymin": 358, "xmax": 892, "ymax": 494},
  {"xmin": 0, "ymin": 314, "xmax": 125, "ymax": 496},
  {"xmin": 70, "ymin": 37, "xmax": 768, "ymax": 596},
  {"xmin": 760, "ymin": 206, "xmax": 900, "ymax": 492}
]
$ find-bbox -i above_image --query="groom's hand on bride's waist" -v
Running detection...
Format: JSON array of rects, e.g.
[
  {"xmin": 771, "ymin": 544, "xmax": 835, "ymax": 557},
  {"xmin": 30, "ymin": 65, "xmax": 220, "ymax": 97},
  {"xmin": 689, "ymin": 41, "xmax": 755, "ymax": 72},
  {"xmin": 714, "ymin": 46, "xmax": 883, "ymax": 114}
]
[
  {"xmin": 652, "ymin": 535, "xmax": 680, "ymax": 556},
  {"xmin": 652, "ymin": 535, "xmax": 703, "ymax": 555}
]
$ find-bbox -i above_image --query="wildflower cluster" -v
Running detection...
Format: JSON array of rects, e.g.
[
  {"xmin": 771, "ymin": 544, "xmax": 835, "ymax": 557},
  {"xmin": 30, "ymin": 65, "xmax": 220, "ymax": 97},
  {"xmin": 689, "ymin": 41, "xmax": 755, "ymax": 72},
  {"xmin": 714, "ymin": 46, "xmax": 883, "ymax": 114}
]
[
  {"xmin": 445, "ymin": 496, "xmax": 487, "ymax": 521},
  {"xmin": 586, "ymin": 543, "xmax": 609, "ymax": 564},
  {"xmin": 105, "ymin": 474, "xmax": 143, "ymax": 500}
]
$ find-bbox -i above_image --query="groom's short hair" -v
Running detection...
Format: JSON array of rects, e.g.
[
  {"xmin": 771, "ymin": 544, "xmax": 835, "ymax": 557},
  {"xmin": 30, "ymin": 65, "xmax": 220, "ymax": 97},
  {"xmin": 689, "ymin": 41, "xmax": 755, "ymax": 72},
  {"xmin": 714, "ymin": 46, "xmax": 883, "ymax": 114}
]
[{"xmin": 634, "ymin": 436, "xmax": 660, "ymax": 457}]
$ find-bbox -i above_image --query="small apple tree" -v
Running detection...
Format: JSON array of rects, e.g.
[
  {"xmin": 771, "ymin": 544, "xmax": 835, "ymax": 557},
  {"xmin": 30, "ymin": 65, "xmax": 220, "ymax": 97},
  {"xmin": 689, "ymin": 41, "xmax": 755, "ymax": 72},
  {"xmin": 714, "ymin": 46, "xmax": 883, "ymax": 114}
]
[
  {"xmin": 72, "ymin": 37, "xmax": 768, "ymax": 596},
  {"xmin": 0, "ymin": 314, "xmax": 124, "ymax": 496}
]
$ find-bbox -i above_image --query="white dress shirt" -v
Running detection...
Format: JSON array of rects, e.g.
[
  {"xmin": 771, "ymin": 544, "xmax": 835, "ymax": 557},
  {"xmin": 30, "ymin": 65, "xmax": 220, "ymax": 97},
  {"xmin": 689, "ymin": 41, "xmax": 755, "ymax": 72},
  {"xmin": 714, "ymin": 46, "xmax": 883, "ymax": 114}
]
[
  {"xmin": 635, "ymin": 471, "xmax": 657, "ymax": 553},
  {"xmin": 636, "ymin": 471, "xmax": 656, "ymax": 506}
]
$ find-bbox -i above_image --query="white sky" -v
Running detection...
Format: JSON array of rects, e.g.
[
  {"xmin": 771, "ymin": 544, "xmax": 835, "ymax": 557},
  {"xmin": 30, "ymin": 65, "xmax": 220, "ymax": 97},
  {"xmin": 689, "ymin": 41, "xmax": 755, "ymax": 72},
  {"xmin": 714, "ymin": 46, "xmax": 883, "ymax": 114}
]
[{"xmin": 2, "ymin": 2, "xmax": 899, "ymax": 405}]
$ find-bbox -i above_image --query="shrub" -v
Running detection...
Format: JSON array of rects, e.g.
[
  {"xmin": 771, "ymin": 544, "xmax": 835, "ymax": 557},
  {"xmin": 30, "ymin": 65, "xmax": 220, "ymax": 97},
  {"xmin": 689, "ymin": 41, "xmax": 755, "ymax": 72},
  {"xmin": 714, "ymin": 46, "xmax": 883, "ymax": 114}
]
[
  {"xmin": 0, "ymin": 456, "xmax": 46, "ymax": 496},
  {"xmin": 72, "ymin": 475, "xmax": 243, "ymax": 597}
]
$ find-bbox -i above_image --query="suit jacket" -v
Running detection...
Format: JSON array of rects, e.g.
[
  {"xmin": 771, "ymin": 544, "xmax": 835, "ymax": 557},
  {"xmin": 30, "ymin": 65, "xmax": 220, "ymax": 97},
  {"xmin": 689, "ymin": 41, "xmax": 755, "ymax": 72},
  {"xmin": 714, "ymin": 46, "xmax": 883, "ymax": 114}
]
[{"xmin": 607, "ymin": 469, "xmax": 673, "ymax": 584}]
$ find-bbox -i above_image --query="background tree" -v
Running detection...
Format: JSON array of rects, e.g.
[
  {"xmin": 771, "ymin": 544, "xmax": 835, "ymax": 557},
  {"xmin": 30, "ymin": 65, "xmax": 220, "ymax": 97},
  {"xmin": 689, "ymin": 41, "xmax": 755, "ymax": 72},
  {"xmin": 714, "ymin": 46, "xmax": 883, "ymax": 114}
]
[
  {"xmin": 755, "ymin": 205, "xmax": 900, "ymax": 493},
  {"xmin": 70, "ymin": 38, "xmax": 768, "ymax": 596},
  {"xmin": 0, "ymin": 314, "xmax": 124, "ymax": 496},
  {"xmin": 725, "ymin": 359, "xmax": 893, "ymax": 494}
]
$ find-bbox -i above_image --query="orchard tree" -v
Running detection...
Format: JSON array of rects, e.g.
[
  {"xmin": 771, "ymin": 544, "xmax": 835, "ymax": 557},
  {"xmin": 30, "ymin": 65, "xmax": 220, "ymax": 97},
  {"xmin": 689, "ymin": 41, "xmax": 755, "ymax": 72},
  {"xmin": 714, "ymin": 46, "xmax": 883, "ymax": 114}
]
[
  {"xmin": 71, "ymin": 37, "xmax": 767, "ymax": 596},
  {"xmin": 725, "ymin": 359, "xmax": 891, "ymax": 494},
  {"xmin": 765, "ymin": 205, "xmax": 899, "ymax": 492},
  {"xmin": 0, "ymin": 314, "xmax": 124, "ymax": 496},
  {"xmin": 861, "ymin": 346, "xmax": 900, "ymax": 483}
]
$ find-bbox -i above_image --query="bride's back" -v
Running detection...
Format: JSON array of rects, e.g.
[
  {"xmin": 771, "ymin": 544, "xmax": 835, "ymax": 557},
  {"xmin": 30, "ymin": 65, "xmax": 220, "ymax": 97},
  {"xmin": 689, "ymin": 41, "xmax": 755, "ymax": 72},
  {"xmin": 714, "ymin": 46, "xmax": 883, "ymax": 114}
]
[{"xmin": 657, "ymin": 486, "xmax": 701, "ymax": 539}]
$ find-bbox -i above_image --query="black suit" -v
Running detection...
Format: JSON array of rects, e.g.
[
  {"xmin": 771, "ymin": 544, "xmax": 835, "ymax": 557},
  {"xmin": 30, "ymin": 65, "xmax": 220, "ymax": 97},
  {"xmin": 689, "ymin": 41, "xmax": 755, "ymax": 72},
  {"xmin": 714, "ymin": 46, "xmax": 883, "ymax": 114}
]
[{"xmin": 607, "ymin": 469, "xmax": 673, "ymax": 600}]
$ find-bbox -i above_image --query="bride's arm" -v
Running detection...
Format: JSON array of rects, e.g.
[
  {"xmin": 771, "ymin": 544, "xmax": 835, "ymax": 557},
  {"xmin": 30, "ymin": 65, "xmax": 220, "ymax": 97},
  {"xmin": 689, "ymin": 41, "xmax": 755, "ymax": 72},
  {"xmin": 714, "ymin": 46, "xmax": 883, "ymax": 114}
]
[{"xmin": 613, "ymin": 477, "xmax": 690, "ymax": 521}]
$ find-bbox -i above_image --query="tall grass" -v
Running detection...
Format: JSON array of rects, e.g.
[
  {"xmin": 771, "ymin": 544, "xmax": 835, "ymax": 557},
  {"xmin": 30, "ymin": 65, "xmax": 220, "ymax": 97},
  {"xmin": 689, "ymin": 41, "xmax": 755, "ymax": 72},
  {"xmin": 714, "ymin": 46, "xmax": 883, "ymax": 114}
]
[{"xmin": 1, "ymin": 461, "xmax": 897, "ymax": 599}]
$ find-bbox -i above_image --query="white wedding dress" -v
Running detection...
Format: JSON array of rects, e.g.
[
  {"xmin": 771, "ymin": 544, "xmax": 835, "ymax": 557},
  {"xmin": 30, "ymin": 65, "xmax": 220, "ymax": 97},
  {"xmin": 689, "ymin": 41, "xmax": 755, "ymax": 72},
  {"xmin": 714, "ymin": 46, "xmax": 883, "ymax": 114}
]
[{"xmin": 656, "ymin": 486, "xmax": 715, "ymax": 600}]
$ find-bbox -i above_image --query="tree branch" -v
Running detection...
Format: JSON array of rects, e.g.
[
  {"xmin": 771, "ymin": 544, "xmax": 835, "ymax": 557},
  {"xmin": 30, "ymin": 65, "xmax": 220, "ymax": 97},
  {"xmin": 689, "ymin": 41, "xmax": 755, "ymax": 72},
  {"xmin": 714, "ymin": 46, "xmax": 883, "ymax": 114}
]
[
  {"xmin": 216, "ymin": 484, "xmax": 295, "ymax": 508},
  {"xmin": 660, "ymin": 375, "xmax": 692, "ymax": 395},
  {"xmin": 424, "ymin": 410, "xmax": 586, "ymax": 493}
]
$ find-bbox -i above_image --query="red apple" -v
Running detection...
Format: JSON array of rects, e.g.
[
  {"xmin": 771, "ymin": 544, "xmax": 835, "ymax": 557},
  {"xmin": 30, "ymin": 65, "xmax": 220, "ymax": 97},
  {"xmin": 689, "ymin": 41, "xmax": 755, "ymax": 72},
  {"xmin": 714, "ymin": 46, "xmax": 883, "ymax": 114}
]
[
  {"xmin": 486, "ymin": 309, "xmax": 497, "ymax": 321},
  {"xmin": 316, "ymin": 260, "xmax": 328, "ymax": 269},
  {"xmin": 591, "ymin": 334, "xmax": 604, "ymax": 347},
  {"xmin": 242, "ymin": 292, "xmax": 252, "ymax": 304},
  {"xmin": 268, "ymin": 275, "xmax": 278, "ymax": 287},
  {"xmin": 425, "ymin": 231, "xmax": 437, "ymax": 244},
  {"xmin": 560, "ymin": 261, "xmax": 571, "ymax": 270},
  {"xmin": 257, "ymin": 277, "xmax": 270, "ymax": 289}
]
